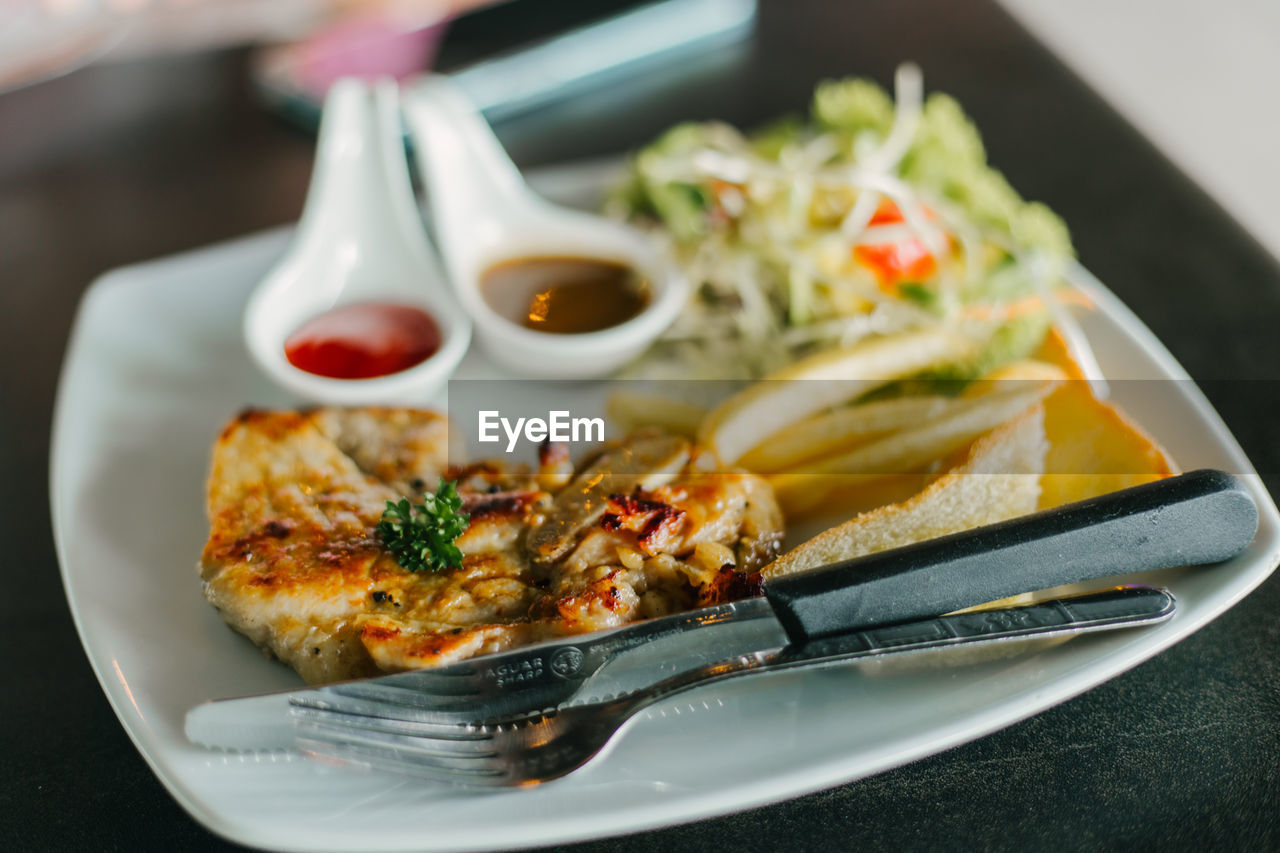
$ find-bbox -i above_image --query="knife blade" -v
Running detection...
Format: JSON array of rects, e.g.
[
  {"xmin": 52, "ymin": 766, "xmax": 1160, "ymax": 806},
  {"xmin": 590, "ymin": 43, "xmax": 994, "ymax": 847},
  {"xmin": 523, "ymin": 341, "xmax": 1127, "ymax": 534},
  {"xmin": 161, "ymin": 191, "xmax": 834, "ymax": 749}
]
[{"xmin": 185, "ymin": 468, "xmax": 1256, "ymax": 751}]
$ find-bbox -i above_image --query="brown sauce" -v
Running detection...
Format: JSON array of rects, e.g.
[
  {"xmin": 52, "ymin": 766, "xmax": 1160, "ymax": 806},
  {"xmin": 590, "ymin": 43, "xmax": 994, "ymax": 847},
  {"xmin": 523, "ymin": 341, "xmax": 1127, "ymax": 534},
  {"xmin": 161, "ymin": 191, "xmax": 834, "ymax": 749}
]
[{"xmin": 480, "ymin": 256, "xmax": 650, "ymax": 334}]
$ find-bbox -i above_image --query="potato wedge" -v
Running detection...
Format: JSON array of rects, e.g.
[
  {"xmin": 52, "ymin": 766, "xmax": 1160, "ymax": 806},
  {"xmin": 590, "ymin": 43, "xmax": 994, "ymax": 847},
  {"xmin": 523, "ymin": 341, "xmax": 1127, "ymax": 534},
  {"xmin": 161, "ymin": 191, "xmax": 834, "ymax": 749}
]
[
  {"xmin": 698, "ymin": 328, "xmax": 974, "ymax": 465},
  {"xmin": 803, "ymin": 379, "xmax": 1058, "ymax": 477},
  {"xmin": 764, "ymin": 405, "xmax": 1048, "ymax": 578},
  {"xmin": 737, "ymin": 395, "xmax": 956, "ymax": 473},
  {"xmin": 739, "ymin": 358, "xmax": 1065, "ymax": 476},
  {"xmin": 767, "ymin": 377, "xmax": 1058, "ymax": 516}
]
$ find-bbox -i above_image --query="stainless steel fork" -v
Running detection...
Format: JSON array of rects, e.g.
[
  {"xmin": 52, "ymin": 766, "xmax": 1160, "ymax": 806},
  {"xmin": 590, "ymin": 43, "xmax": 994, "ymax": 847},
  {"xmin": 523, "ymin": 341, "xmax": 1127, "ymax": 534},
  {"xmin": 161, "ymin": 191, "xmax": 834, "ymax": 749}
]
[{"xmin": 291, "ymin": 586, "xmax": 1175, "ymax": 786}]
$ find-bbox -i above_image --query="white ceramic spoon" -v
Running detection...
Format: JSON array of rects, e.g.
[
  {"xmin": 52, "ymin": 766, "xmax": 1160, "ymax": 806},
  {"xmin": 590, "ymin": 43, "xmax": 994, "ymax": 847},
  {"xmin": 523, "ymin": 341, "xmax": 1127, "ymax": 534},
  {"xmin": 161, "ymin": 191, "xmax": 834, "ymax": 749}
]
[
  {"xmin": 402, "ymin": 75, "xmax": 687, "ymax": 378},
  {"xmin": 243, "ymin": 77, "xmax": 470, "ymax": 405}
]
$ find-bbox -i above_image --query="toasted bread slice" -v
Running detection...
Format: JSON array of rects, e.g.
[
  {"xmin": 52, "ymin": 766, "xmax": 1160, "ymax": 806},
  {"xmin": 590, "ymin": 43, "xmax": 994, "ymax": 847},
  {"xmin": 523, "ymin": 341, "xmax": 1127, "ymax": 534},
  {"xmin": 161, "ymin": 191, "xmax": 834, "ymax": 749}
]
[{"xmin": 698, "ymin": 328, "xmax": 974, "ymax": 465}]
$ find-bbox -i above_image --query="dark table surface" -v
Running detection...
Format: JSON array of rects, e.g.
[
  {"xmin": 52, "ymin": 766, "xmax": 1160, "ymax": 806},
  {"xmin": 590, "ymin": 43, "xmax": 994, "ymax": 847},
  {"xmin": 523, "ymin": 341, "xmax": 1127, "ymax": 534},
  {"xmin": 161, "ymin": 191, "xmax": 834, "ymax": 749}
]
[{"xmin": 3, "ymin": 1, "xmax": 1279, "ymax": 850}]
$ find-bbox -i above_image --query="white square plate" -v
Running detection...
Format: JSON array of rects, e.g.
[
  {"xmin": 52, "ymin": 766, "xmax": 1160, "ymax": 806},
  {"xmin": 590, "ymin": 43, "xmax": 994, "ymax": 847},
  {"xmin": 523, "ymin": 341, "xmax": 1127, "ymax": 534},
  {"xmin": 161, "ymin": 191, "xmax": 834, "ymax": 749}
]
[{"xmin": 51, "ymin": 162, "xmax": 1280, "ymax": 852}]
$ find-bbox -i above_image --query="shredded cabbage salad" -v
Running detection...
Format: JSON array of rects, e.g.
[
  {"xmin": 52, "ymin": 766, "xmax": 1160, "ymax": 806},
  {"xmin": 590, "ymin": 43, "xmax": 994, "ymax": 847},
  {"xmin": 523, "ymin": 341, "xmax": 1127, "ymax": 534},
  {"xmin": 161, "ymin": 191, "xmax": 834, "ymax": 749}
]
[{"xmin": 608, "ymin": 65, "xmax": 1090, "ymax": 381}]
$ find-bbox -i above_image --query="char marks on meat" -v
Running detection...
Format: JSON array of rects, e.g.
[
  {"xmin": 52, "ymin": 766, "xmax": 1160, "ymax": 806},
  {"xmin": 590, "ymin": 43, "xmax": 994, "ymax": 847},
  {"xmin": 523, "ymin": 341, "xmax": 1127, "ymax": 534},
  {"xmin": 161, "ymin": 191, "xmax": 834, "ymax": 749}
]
[{"xmin": 201, "ymin": 408, "xmax": 783, "ymax": 683}]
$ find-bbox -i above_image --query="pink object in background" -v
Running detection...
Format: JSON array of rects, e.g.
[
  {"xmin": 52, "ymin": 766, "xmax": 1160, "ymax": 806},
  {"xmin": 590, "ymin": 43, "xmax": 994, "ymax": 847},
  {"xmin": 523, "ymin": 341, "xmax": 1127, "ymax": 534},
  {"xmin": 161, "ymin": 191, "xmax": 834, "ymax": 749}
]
[
  {"xmin": 290, "ymin": 7, "xmax": 451, "ymax": 96},
  {"xmin": 0, "ymin": 0, "xmax": 493, "ymax": 95}
]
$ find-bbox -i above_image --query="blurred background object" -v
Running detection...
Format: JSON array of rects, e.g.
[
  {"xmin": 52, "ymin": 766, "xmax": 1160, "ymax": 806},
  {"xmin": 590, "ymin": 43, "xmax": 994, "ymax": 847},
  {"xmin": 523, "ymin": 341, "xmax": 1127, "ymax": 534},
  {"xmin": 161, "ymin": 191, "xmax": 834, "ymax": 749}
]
[
  {"xmin": 257, "ymin": 0, "xmax": 756, "ymax": 128},
  {"xmin": 0, "ymin": 0, "xmax": 130, "ymax": 91},
  {"xmin": 1, "ymin": 0, "xmax": 758, "ymax": 128},
  {"xmin": 0, "ymin": 0, "xmax": 496, "ymax": 93}
]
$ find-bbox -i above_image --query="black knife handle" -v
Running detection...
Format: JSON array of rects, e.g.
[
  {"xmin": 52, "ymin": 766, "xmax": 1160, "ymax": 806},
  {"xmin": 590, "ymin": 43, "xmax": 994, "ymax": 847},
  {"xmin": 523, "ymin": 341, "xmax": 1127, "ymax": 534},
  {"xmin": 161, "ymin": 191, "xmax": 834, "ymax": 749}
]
[{"xmin": 765, "ymin": 469, "xmax": 1258, "ymax": 644}]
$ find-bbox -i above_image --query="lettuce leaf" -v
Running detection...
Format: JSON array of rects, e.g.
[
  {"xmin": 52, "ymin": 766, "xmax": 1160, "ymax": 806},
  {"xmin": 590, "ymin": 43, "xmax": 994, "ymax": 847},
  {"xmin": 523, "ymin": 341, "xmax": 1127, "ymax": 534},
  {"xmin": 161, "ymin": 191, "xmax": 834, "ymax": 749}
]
[{"xmin": 812, "ymin": 78, "xmax": 895, "ymax": 137}]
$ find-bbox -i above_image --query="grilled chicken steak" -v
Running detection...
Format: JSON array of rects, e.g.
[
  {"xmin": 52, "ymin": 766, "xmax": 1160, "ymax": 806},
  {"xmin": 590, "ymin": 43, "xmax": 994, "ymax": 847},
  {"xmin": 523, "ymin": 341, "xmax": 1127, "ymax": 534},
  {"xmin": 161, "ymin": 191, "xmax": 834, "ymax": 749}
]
[{"xmin": 201, "ymin": 408, "xmax": 783, "ymax": 684}]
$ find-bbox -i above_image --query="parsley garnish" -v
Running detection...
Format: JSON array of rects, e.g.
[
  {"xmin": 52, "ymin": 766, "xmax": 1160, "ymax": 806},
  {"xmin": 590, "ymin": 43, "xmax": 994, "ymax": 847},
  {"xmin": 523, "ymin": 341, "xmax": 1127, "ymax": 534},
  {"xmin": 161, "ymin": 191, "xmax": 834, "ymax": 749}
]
[{"xmin": 377, "ymin": 479, "xmax": 469, "ymax": 573}]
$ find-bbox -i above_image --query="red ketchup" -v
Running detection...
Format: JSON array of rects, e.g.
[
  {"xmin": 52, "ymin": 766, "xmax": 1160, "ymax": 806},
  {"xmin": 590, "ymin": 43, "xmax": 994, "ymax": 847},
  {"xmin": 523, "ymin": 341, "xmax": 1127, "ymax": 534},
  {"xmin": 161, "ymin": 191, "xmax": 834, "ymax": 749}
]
[{"xmin": 284, "ymin": 303, "xmax": 441, "ymax": 379}]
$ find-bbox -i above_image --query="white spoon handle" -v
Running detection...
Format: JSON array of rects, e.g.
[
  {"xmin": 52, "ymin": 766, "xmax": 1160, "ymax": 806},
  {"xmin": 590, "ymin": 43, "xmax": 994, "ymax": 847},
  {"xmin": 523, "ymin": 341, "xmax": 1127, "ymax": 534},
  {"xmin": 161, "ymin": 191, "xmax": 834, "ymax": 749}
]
[
  {"xmin": 296, "ymin": 78, "xmax": 430, "ymax": 273},
  {"xmin": 403, "ymin": 75, "xmax": 544, "ymax": 279}
]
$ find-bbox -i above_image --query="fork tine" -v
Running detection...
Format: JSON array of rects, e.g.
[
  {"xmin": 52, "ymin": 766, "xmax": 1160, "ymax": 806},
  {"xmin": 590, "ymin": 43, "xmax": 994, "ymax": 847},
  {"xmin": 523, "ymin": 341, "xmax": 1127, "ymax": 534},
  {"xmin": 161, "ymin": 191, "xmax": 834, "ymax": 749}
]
[
  {"xmin": 295, "ymin": 709, "xmax": 514, "ymax": 758},
  {"xmin": 296, "ymin": 732, "xmax": 514, "ymax": 785},
  {"xmin": 288, "ymin": 686, "xmax": 478, "ymax": 722},
  {"xmin": 295, "ymin": 717, "xmax": 513, "ymax": 772},
  {"xmin": 290, "ymin": 690, "xmax": 485, "ymax": 725},
  {"xmin": 289, "ymin": 703, "xmax": 491, "ymax": 741},
  {"xmin": 295, "ymin": 709, "xmax": 599, "ymax": 787}
]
